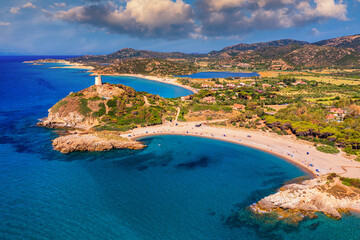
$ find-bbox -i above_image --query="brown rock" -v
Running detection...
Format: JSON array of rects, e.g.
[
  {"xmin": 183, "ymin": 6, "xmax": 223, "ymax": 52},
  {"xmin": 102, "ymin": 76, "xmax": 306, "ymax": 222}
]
[
  {"xmin": 250, "ymin": 176, "xmax": 360, "ymax": 221},
  {"xmin": 52, "ymin": 133, "xmax": 145, "ymax": 153}
]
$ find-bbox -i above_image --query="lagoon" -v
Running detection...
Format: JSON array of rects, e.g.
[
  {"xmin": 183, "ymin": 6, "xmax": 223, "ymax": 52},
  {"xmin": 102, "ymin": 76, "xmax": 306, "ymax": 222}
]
[{"xmin": 178, "ymin": 71, "xmax": 259, "ymax": 79}]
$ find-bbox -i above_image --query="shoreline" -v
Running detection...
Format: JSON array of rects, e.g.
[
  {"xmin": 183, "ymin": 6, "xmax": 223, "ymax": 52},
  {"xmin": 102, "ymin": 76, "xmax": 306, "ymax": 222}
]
[
  {"xmin": 91, "ymin": 73, "xmax": 197, "ymax": 94},
  {"xmin": 134, "ymin": 132, "xmax": 316, "ymax": 178},
  {"xmin": 32, "ymin": 60, "xmax": 197, "ymax": 95},
  {"xmin": 121, "ymin": 122, "xmax": 360, "ymax": 179},
  {"xmin": 126, "ymin": 123, "xmax": 360, "ymax": 213},
  {"xmin": 48, "ymin": 60, "xmax": 95, "ymax": 70},
  {"xmin": 24, "ymin": 60, "xmax": 94, "ymax": 70}
]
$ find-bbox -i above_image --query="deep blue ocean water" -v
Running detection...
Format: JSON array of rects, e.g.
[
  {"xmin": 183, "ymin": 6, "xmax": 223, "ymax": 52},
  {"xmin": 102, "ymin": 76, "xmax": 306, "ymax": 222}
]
[
  {"xmin": 0, "ymin": 56, "xmax": 359, "ymax": 240},
  {"xmin": 177, "ymin": 71, "xmax": 260, "ymax": 79}
]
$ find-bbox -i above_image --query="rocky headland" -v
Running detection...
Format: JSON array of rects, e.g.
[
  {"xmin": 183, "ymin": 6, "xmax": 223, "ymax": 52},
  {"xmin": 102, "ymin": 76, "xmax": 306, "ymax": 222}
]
[
  {"xmin": 250, "ymin": 174, "xmax": 360, "ymax": 222},
  {"xmin": 38, "ymin": 83, "xmax": 175, "ymax": 153},
  {"xmin": 52, "ymin": 132, "xmax": 145, "ymax": 153}
]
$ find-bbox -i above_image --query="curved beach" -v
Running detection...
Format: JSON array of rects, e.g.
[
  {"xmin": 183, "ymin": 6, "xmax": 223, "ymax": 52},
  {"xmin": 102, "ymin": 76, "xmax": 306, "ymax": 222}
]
[{"xmin": 121, "ymin": 121, "xmax": 360, "ymax": 179}]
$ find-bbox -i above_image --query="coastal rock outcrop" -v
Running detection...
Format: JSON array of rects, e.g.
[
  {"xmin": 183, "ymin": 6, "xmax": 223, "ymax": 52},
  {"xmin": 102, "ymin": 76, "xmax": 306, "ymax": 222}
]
[
  {"xmin": 37, "ymin": 83, "xmax": 177, "ymax": 153},
  {"xmin": 52, "ymin": 132, "xmax": 145, "ymax": 153},
  {"xmin": 251, "ymin": 175, "xmax": 360, "ymax": 220}
]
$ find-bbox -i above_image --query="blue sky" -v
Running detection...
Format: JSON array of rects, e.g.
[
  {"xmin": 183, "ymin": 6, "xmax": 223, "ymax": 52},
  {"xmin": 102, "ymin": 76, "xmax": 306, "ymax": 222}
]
[{"xmin": 0, "ymin": 0, "xmax": 359, "ymax": 55}]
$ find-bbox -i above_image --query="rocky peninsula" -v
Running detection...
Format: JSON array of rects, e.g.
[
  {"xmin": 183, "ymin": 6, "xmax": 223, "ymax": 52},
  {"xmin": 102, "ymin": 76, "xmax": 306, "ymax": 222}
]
[
  {"xmin": 250, "ymin": 174, "xmax": 360, "ymax": 222},
  {"xmin": 37, "ymin": 81, "xmax": 176, "ymax": 153}
]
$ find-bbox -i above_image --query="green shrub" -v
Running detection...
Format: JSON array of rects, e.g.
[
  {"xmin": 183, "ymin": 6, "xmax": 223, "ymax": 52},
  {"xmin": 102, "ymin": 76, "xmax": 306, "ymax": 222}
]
[
  {"xmin": 106, "ymin": 99, "xmax": 117, "ymax": 108},
  {"xmin": 79, "ymin": 98, "xmax": 92, "ymax": 116},
  {"xmin": 340, "ymin": 177, "xmax": 360, "ymax": 189},
  {"xmin": 88, "ymin": 96, "xmax": 102, "ymax": 101},
  {"xmin": 316, "ymin": 145, "xmax": 340, "ymax": 154},
  {"xmin": 92, "ymin": 103, "xmax": 106, "ymax": 118},
  {"xmin": 51, "ymin": 100, "xmax": 67, "ymax": 113},
  {"xmin": 222, "ymin": 106, "xmax": 233, "ymax": 113},
  {"xmin": 69, "ymin": 92, "xmax": 84, "ymax": 97}
]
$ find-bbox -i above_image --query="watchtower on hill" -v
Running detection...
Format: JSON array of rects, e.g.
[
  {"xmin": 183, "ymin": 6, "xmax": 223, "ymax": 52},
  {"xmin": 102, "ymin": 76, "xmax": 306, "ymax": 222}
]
[{"xmin": 95, "ymin": 75, "xmax": 102, "ymax": 86}]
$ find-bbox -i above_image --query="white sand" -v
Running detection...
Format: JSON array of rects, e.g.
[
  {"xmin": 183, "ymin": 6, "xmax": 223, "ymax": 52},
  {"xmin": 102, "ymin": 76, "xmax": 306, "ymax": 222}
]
[
  {"xmin": 50, "ymin": 61, "xmax": 94, "ymax": 70},
  {"xmin": 120, "ymin": 121, "xmax": 360, "ymax": 179}
]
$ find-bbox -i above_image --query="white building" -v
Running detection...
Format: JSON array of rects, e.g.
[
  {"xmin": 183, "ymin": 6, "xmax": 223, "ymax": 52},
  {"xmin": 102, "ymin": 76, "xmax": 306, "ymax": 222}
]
[{"xmin": 95, "ymin": 75, "xmax": 102, "ymax": 86}]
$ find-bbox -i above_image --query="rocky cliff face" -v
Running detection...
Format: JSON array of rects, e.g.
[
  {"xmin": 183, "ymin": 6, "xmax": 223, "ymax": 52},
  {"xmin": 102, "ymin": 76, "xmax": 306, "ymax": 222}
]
[
  {"xmin": 251, "ymin": 176, "xmax": 360, "ymax": 220},
  {"xmin": 38, "ymin": 83, "xmax": 125, "ymax": 130}
]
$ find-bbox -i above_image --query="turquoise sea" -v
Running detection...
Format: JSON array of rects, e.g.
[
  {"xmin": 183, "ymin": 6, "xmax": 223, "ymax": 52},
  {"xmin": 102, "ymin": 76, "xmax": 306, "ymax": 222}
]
[{"xmin": 0, "ymin": 56, "xmax": 359, "ymax": 240}]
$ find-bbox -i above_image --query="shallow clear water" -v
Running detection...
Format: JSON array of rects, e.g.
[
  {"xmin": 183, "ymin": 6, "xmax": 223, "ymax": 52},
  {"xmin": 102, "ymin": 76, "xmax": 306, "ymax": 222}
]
[
  {"xmin": 177, "ymin": 71, "xmax": 260, "ymax": 79},
  {"xmin": 0, "ymin": 56, "xmax": 359, "ymax": 240}
]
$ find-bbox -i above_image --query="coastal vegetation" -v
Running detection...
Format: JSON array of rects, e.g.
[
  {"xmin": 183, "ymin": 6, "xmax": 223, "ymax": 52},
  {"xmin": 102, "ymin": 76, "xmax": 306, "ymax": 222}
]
[
  {"xmin": 341, "ymin": 177, "xmax": 360, "ymax": 189},
  {"xmin": 45, "ymin": 83, "xmax": 177, "ymax": 131},
  {"xmin": 37, "ymin": 34, "xmax": 360, "ymax": 160},
  {"xmin": 316, "ymin": 145, "xmax": 340, "ymax": 154}
]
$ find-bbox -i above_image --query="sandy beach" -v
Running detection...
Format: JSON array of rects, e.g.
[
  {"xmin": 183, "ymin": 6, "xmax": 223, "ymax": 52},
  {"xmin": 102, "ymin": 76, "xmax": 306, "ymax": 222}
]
[
  {"xmin": 49, "ymin": 61, "xmax": 94, "ymax": 70},
  {"xmin": 121, "ymin": 121, "xmax": 360, "ymax": 179},
  {"xmin": 24, "ymin": 60, "xmax": 94, "ymax": 70}
]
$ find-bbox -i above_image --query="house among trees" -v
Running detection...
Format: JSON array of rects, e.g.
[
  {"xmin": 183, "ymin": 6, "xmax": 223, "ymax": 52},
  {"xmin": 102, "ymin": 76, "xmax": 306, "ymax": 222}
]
[
  {"xmin": 180, "ymin": 95, "xmax": 192, "ymax": 101},
  {"xmin": 201, "ymin": 96, "xmax": 216, "ymax": 104},
  {"xmin": 328, "ymin": 108, "xmax": 346, "ymax": 122},
  {"xmin": 233, "ymin": 104, "xmax": 246, "ymax": 111},
  {"xmin": 291, "ymin": 80, "xmax": 306, "ymax": 86},
  {"xmin": 326, "ymin": 114, "xmax": 336, "ymax": 122}
]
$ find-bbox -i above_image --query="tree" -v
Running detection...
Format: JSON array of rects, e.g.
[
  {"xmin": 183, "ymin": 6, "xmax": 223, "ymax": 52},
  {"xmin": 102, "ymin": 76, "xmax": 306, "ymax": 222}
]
[{"xmin": 245, "ymin": 110, "xmax": 253, "ymax": 119}]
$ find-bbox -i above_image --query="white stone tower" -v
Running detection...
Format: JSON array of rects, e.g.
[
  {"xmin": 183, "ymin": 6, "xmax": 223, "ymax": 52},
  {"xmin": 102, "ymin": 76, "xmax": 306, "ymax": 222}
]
[{"xmin": 95, "ymin": 75, "xmax": 102, "ymax": 86}]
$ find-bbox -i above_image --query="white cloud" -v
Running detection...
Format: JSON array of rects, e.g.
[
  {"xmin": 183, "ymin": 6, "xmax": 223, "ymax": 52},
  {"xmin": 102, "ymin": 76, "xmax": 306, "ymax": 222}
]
[
  {"xmin": 313, "ymin": 0, "xmax": 347, "ymax": 20},
  {"xmin": 23, "ymin": 2, "xmax": 36, "ymax": 9},
  {"xmin": 54, "ymin": 3, "xmax": 66, "ymax": 8},
  {"xmin": 206, "ymin": 0, "xmax": 247, "ymax": 11},
  {"xmin": 0, "ymin": 22, "xmax": 10, "ymax": 26},
  {"xmin": 311, "ymin": 27, "xmax": 320, "ymax": 35},
  {"xmin": 54, "ymin": 0, "xmax": 195, "ymax": 38},
  {"xmin": 41, "ymin": 9, "xmax": 52, "ymax": 17},
  {"xmin": 10, "ymin": 2, "xmax": 36, "ymax": 14},
  {"xmin": 125, "ymin": 0, "xmax": 193, "ymax": 27},
  {"xmin": 10, "ymin": 7, "xmax": 20, "ymax": 14},
  {"xmin": 197, "ymin": 0, "xmax": 348, "ymax": 37},
  {"xmin": 51, "ymin": 0, "xmax": 349, "ymax": 39}
]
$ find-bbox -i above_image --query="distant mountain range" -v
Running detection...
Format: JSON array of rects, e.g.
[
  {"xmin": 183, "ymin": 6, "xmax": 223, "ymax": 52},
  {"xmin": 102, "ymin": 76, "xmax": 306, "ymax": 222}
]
[
  {"xmin": 71, "ymin": 34, "xmax": 360, "ymax": 69},
  {"xmin": 210, "ymin": 39, "xmax": 309, "ymax": 54},
  {"xmin": 71, "ymin": 48, "xmax": 205, "ymax": 63}
]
